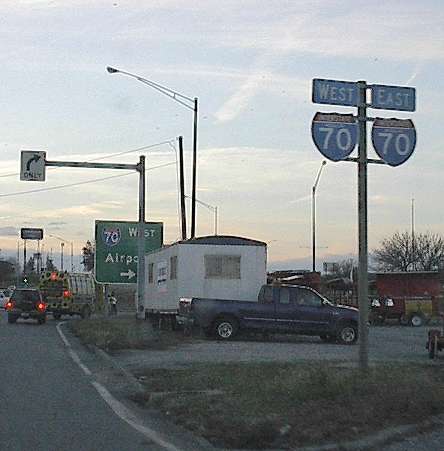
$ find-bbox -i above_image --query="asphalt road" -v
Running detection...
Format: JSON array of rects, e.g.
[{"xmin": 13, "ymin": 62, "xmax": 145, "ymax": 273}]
[{"xmin": 0, "ymin": 310, "xmax": 194, "ymax": 451}]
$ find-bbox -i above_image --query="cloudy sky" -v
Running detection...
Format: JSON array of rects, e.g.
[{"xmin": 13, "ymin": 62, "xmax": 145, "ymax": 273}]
[{"xmin": 0, "ymin": 0, "xmax": 443, "ymax": 270}]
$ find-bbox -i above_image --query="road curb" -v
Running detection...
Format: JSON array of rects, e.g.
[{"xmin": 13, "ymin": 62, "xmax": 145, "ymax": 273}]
[{"xmin": 92, "ymin": 346, "xmax": 145, "ymax": 392}]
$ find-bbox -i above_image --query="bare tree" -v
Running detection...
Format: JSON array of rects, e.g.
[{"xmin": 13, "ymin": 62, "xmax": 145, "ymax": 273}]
[
  {"xmin": 373, "ymin": 231, "xmax": 444, "ymax": 271},
  {"xmin": 81, "ymin": 240, "xmax": 95, "ymax": 272},
  {"xmin": 415, "ymin": 232, "xmax": 444, "ymax": 271}
]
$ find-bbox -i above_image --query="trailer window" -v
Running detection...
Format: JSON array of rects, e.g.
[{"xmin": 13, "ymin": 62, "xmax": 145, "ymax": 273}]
[
  {"xmin": 170, "ymin": 256, "xmax": 177, "ymax": 280},
  {"xmin": 205, "ymin": 255, "xmax": 241, "ymax": 279},
  {"xmin": 148, "ymin": 263, "xmax": 154, "ymax": 284}
]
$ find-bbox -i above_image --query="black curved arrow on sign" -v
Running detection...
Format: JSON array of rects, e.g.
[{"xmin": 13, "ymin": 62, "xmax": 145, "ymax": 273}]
[{"xmin": 26, "ymin": 154, "xmax": 41, "ymax": 171}]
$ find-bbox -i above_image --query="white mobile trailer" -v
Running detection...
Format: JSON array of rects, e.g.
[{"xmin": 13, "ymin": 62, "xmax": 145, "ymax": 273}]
[{"xmin": 142, "ymin": 235, "xmax": 267, "ymax": 322}]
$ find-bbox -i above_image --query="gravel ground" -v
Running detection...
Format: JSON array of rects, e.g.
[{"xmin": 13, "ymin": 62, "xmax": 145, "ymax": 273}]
[{"xmin": 111, "ymin": 324, "xmax": 441, "ymax": 371}]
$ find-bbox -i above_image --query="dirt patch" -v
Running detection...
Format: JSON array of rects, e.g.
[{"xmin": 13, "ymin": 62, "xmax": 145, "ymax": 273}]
[
  {"xmin": 68, "ymin": 317, "xmax": 193, "ymax": 351},
  {"xmin": 131, "ymin": 362, "xmax": 444, "ymax": 449}
]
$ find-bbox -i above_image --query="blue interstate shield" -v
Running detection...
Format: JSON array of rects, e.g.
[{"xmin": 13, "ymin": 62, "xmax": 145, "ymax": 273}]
[
  {"xmin": 102, "ymin": 227, "xmax": 122, "ymax": 247},
  {"xmin": 372, "ymin": 118, "xmax": 416, "ymax": 166},
  {"xmin": 312, "ymin": 112, "xmax": 358, "ymax": 161}
]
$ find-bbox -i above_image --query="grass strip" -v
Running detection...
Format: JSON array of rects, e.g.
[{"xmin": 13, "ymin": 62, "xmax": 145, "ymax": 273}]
[
  {"xmin": 132, "ymin": 362, "xmax": 444, "ymax": 449},
  {"xmin": 68, "ymin": 317, "xmax": 189, "ymax": 351}
]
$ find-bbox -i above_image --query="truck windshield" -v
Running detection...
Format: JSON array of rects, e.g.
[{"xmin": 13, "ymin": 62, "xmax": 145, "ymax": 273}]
[
  {"xmin": 40, "ymin": 281, "xmax": 64, "ymax": 298},
  {"xmin": 12, "ymin": 290, "xmax": 40, "ymax": 302}
]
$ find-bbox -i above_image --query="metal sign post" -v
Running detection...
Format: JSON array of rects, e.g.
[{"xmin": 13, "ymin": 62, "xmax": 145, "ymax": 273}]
[
  {"xmin": 137, "ymin": 156, "xmax": 146, "ymax": 317},
  {"xmin": 357, "ymin": 81, "xmax": 369, "ymax": 370},
  {"xmin": 311, "ymin": 78, "xmax": 416, "ymax": 372}
]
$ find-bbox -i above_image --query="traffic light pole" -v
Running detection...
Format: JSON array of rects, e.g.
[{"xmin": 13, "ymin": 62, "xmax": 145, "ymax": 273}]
[
  {"xmin": 137, "ymin": 156, "xmax": 146, "ymax": 318},
  {"xmin": 45, "ymin": 157, "xmax": 146, "ymax": 315}
]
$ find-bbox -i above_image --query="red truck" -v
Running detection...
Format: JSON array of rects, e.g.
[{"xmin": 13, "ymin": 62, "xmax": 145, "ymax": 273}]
[{"xmin": 370, "ymin": 271, "xmax": 443, "ymax": 327}]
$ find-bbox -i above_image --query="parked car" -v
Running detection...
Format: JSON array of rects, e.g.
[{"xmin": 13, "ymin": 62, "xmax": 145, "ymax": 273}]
[
  {"xmin": 5, "ymin": 288, "xmax": 47, "ymax": 324},
  {"xmin": 0, "ymin": 290, "xmax": 10, "ymax": 309},
  {"xmin": 179, "ymin": 284, "xmax": 359, "ymax": 344}
]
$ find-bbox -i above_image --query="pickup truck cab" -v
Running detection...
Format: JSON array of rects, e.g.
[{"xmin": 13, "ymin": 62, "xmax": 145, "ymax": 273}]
[{"xmin": 179, "ymin": 284, "xmax": 359, "ymax": 344}]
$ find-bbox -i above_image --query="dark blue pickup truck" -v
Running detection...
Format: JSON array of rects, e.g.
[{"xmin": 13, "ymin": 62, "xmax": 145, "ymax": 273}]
[{"xmin": 179, "ymin": 284, "xmax": 359, "ymax": 344}]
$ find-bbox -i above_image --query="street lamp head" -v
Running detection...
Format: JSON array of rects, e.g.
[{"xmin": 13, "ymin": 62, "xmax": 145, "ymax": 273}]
[
  {"xmin": 322, "ymin": 160, "xmax": 327, "ymax": 166},
  {"xmin": 106, "ymin": 66, "xmax": 119, "ymax": 74}
]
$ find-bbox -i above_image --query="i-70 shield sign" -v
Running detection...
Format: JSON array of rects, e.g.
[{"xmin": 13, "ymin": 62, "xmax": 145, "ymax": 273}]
[
  {"xmin": 372, "ymin": 118, "xmax": 416, "ymax": 166},
  {"xmin": 311, "ymin": 112, "xmax": 358, "ymax": 162}
]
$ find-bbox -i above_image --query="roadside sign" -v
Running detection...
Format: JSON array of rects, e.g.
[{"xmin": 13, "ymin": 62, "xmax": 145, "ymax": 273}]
[
  {"xmin": 371, "ymin": 118, "xmax": 417, "ymax": 166},
  {"xmin": 21, "ymin": 228, "xmax": 43, "ymax": 240},
  {"xmin": 311, "ymin": 112, "xmax": 358, "ymax": 161},
  {"xmin": 20, "ymin": 151, "xmax": 46, "ymax": 181},
  {"xmin": 370, "ymin": 84, "xmax": 416, "ymax": 112},
  {"xmin": 95, "ymin": 220, "xmax": 163, "ymax": 284},
  {"xmin": 312, "ymin": 79, "xmax": 358, "ymax": 107}
]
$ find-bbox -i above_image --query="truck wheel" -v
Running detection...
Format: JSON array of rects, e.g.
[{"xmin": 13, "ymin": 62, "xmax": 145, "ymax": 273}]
[
  {"xmin": 337, "ymin": 324, "xmax": 358, "ymax": 345},
  {"xmin": 213, "ymin": 316, "xmax": 238, "ymax": 340},
  {"xmin": 410, "ymin": 314, "xmax": 424, "ymax": 327},
  {"xmin": 7, "ymin": 314, "xmax": 18, "ymax": 324},
  {"xmin": 53, "ymin": 312, "xmax": 62, "ymax": 320}
]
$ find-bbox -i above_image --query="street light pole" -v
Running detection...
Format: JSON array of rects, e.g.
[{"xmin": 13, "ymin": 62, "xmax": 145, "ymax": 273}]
[
  {"xmin": 312, "ymin": 160, "xmax": 327, "ymax": 272},
  {"xmin": 106, "ymin": 66, "xmax": 198, "ymax": 238},
  {"xmin": 48, "ymin": 234, "xmax": 73, "ymax": 272},
  {"xmin": 60, "ymin": 242, "xmax": 64, "ymax": 272}
]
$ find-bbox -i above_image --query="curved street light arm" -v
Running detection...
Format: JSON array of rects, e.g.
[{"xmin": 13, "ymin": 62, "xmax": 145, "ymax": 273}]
[
  {"xmin": 107, "ymin": 66, "xmax": 195, "ymax": 109},
  {"xmin": 313, "ymin": 160, "xmax": 327, "ymax": 193}
]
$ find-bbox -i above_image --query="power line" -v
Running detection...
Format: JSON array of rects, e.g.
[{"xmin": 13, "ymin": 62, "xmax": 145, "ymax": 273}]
[
  {"xmin": 0, "ymin": 139, "xmax": 175, "ymax": 179},
  {"xmin": 0, "ymin": 161, "xmax": 176, "ymax": 198}
]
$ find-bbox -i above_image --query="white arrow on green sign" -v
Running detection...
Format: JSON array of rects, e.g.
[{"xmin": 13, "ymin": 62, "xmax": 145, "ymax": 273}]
[{"xmin": 94, "ymin": 220, "xmax": 163, "ymax": 284}]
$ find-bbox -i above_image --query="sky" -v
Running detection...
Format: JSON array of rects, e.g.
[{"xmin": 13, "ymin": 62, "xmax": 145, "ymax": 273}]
[{"xmin": 0, "ymin": 0, "xmax": 443, "ymax": 271}]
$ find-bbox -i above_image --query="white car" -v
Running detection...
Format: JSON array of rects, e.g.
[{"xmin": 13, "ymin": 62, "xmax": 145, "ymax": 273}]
[{"xmin": 0, "ymin": 290, "xmax": 11, "ymax": 309}]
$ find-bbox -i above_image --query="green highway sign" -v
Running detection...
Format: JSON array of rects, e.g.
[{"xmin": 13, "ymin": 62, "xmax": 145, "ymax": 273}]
[{"xmin": 95, "ymin": 220, "xmax": 163, "ymax": 284}]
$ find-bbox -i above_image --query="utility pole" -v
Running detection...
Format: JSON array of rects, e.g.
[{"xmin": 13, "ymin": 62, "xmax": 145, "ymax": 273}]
[
  {"xmin": 191, "ymin": 97, "xmax": 199, "ymax": 238},
  {"xmin": 178, "ymin": 136, "xmax": 187, "ymax": 240}
]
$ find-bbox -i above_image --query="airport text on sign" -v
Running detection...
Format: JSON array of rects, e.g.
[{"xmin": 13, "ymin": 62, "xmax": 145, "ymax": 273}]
[{"xmin": 95, "ymin": 220, "xmax": 163, "ymax": 284}]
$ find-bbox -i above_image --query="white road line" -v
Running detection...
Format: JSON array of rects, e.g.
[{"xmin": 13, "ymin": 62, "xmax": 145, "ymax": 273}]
[
  {"xmin": 56, "ymin": 321, "xmax": 92, "ymax": 375},
  {"xmin": 68, "ymin": 348, "xmax": 92, "ymax": 376},
  {"xmin": 55, "ymin": 320, "xmax": 184, "ymax": 451},
  {"xmin": 56, "ymin": 321, "xmax": 70, "ymax": 347},
  {"xmin": 91, "ymin": 381, "xmax": 183, "ymax": 451}
]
